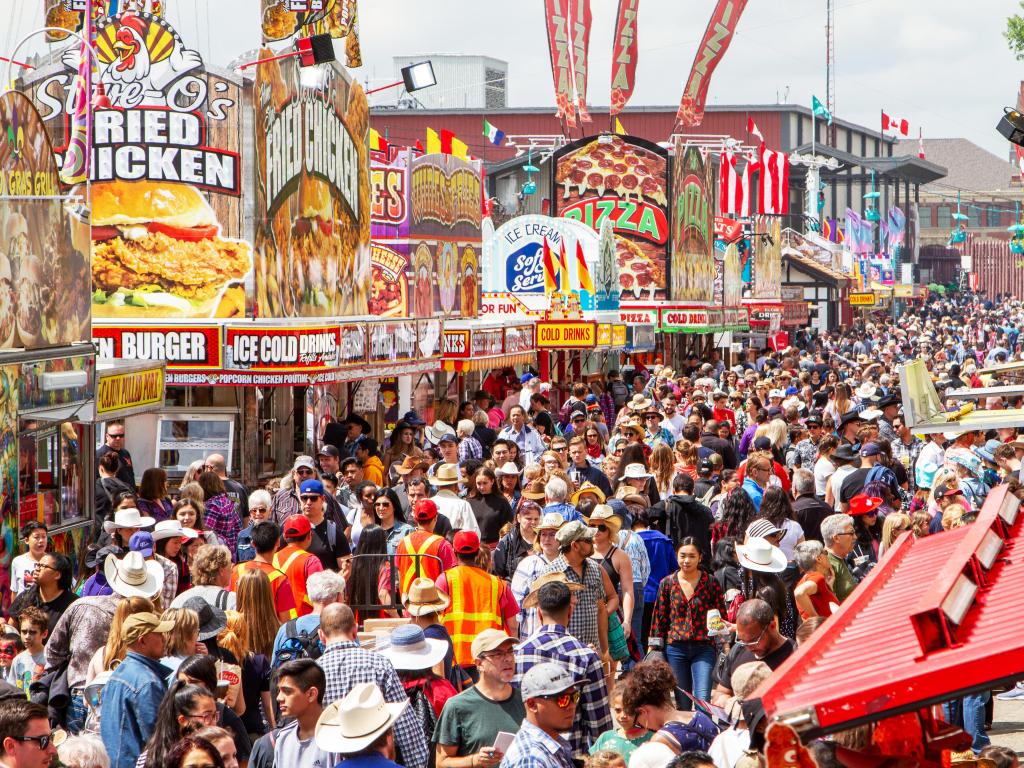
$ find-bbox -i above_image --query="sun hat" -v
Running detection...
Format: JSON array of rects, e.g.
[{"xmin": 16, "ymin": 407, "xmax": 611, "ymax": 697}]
[
  {"xmin": 402, "ymin": 578, "xmax": 450, "ymax": 616},
  {"xmin": 152, "ymin": 519, "xmax": 198, "ymax": 542},
  {"xmin": 570, "ymin": 482, "xmax": 606, "ymax": 505},
  {"xmin": 430, "ymin": 463, "xmax": 461, "ymax": 487},
  {"xmin": 536, "ymin": 512, "xmax": 566, "ymax": 532},
  {"xmin": 181, "ymin": 595, "xmax": 228, "ymax": 641},
  {"xmin": 521, "ymin": 479, "xmax": 547, "ymax": 500},
  {"xmin": 105, "ymin": 551, "xmax": 164, "ymax": 599},
  {"xmin": 283, "ymin": 514, "xmax": 312, "ymax": 539},
  {"xmin": 471, "ymin": 628, "xmax": 516, "ymax": 659},
  {"xmin": 453, "ymin": 530, "xmax": 481, "ymax": 554},
  {"xmin": 103, "ymin": 508, "xmax": 156, "ymax": 535},
  {"xmin": 120, "ymin": 612, "xmax": 175, "ymax": 645},
  {"xmin": 745, "ymin": 519, "xmax": 783, "ymax": 540},
  {"xmin": 425, "ymin": 421, "xmax": 456, "ymax": 445},
  {"xmin": 128, "ymin": 532, "xmax": 154, "ymax": 557},
  {"xmin": 555, "ymin": 520, "xmax": 595, "ymax": 547},
  {"xmin": 495, "ymin": 462, "xmax": 522, "ymax": 477},
  {"xmin": 412, "ymin": 498, "xmax": 438, "ymax": 523},
  {"xmin": 394, "ymin": 455, "xmax": 430, "ymax": 476},
  {"xmin": 381, "ymin": 625, "xmax": 449, "ymax": 671},
  {"xmin": 315, "ymin": 682, "xmax": 409, "ymax": 755},
  {"xmin": 949, "ymin": 452, "xmax": 982, "ymax": 477},
  {"xmin": 848, "ymin": 495, "xmax": 883, "ymax": 516},
  {"xmin": 585, "ymin": 504, "xmax": 622, "ymax": 536},
  {"xmin": 974, "ymin": 439, "xmax": 1003, "ymax": 464},
  {"xmin": 735, "ymin": 536, "xmax": 787, "ymax": 573},
  {"xmin": 521, "ymin": 572, "xmax": 586, "ymax": 609},
  {"xmin": 520, "ymin": 661, "xmax": 575, "ymax": 700},
  {"xmin": 627, "ymin": 394, "xmax": 654, "ymax": 412},
  {"xmin": 618, "ymin": 463, "xmax": 652, "ymax": 481}
]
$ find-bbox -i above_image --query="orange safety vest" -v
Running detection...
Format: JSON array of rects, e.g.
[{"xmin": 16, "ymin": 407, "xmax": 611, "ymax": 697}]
[
  {"xmin": 230, "ymin": 560, "xmax": 298, "ymax": 619},
  {"xmin": 272, "ymin": 544, "xmax": 315, "ymax": 617},
  {"xmin": 395, "ymin": 531, "xmax": 446, "ymax": 597},
  {"xmin": 442, "ymin": 565, "xmax": 504, "ymax": 667}
]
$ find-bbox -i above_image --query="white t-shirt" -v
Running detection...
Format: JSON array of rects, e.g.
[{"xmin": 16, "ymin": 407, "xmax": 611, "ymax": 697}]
[
  {"xmin": 709, "ymin": 726, "xmax": 751, "ymax": 768},
  {"xmin": 918, "ymin": 440, "xmax": 945, "ymax": 473},
  {"xmin": 813, "ymin": 457, "xmax": 835, "ymax": 497},
  {"xmin": 778, "ymin": 519, "xmax": 805, "ymax": 560},
  {"xmin": 10, "ymin": 553, "xmax": 41, "ymax": 595},
  {"xmin": 829, "ymin": 465, "xmax": 857, "ymax": 511},
  {"xmin": 274, "ymin": 719, "xmax": 337, "ymax": 768}
]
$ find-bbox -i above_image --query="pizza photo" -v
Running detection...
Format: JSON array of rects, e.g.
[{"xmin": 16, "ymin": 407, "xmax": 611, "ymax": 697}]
[{"xmin": 555, "ymin": 135, "xmax": 667, "ymax": 206}]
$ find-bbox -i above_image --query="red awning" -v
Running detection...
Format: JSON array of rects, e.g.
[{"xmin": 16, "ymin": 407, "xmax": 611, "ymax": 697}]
[{"xmin": 751, "ymin": 485, "xmax": 1024, "ymax": 738}]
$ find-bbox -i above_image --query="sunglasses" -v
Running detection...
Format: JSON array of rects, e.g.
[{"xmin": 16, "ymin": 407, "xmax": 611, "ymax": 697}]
[
  {"xmin": 300, "ymin": 494, "xmax": 321, "ymax": 502},
  {"xmin": 295, "ymin": 468, "xmax": 315, "ymax": 476},
  {"xmin": 10, "ymin": 733, "xmax": 58, "ymax": 750},
  {"xmin": 539, "ymin": 690, "xmax": 580, "ymax": 708},
  {"xmin": 250, "ymin": 506, "xmax": 269, "ymax": 513},
  {"xmin": 594, "ymin": 524, "xmax": 609, "ymax": 533},
  {"xmin": 735, "ymin": 626, "xmax": 768, "ymax": 647},
  {"xmin": 374, "ymin": 501, "xmax": 392, "ymax": 508}
]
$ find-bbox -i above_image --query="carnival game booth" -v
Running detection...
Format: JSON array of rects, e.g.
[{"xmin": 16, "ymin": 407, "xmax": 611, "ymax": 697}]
[{"xmin": 750, "ymin": 484, "xmax": 1024, "ymax": 756}]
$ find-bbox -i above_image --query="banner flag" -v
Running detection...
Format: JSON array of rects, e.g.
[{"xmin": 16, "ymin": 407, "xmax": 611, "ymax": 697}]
[{"xmin": 676, "ymin": 0, "xmax": 749, "ymax": 127}]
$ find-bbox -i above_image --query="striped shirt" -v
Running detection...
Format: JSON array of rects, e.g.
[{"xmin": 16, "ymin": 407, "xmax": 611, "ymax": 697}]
[{"xmin": 538, "ymin": 556, "xmax": 605, "ymax": 648}]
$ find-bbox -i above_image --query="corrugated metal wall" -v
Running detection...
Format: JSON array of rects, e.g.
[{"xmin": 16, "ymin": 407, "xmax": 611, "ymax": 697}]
[{"xmin": 971, "ymin": 235, "xmax": 1023, "ymax": 298}]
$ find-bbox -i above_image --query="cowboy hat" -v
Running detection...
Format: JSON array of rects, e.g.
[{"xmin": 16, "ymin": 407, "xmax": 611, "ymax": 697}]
[
  {"xmin": 859, "ymin": 407, "xmax": 883, "ymax": 422},
  {"xmin": 394, "ymin": 455, "xmax": 430, "ymax": 476},
  {"xmin": 832, "ymin": 444, "xmax": 859, "ymax": 462},
  {"xmin": 315, "ymin": 682, "xmax": 409, "ymax": 755},
  {"xmin": 735, "ymin": 537, "xmax": 786, "ymax": 573},
  {"xmin": 521, "ymin": 480, "xmax": 547, "ymax": 500},
  {"xmin": 627, "ymin": 394, "xmax": 654, "ymax": 412},
  {"xmin": 570, "ymin": 482, "xmax": 606, "ymax": 505},
  {"xmin": 521, "ymin": 571, "xmax": 586, "ymax": 609},
  {"xmin": 180, "ymin": 596, "xmax": 228, "ymax": 641},
  {"xmin": 585, "ymin": 504, "xmax": 622, "ymax": 536},
  {"xmin": 855, "ymin": 382, "xmax": 878, "ymax": 400},
  {"xmin": 424, "ymin": 420, "xmax": 456, "ymax": 446},
  {"xmin": 380, "ymin": 625, "xmax": 449, "ymax": 671},
  {"xmin": 837, "ymin": 410, "xmax": 865, "ymax": 430},
  {"xmin": 617, "ymin": 419, "xmax": 644, "ymax": 437},
  {"xmin": 495, "ymin": 462, "xmax": 522, "ymax": 477},
  {"xmin": 848, "ymin": 495, "xmax": 883, "ymax": 516},
  {"xmin": 429, "ymin": 463, "xmax": 461, "ymax": 487},
  {"xmin": 104, "ymin": 551, "xmax": 164, "ymax": 599},
  {"xmin": 402, "ymin": 578, "xmax": 451, "ymax": 616},
  {"xmin": 103, "ymin": 508, "xmax": 156, "ymax": 535},
  {"xmin": 618, "ymin": 463, "xmax": 652, "ymax": 481},
  {"xmin": 535, "ymin": 512, "xmax": 567, "ymax": 532}
]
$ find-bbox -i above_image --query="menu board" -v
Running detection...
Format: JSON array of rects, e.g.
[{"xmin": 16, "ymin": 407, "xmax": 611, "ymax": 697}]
[{"xmin": 551, "ymin": 134, "xmax": 669, "ymax": 301}]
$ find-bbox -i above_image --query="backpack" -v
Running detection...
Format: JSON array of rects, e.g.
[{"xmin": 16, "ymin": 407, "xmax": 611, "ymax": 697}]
[
  {"xmin": 272, "ymin": 619, "xmax": 324, "ymax": 667},
  {"xmin": 610, "ymin": 379, "xmax": 630, "ymax": 408}
]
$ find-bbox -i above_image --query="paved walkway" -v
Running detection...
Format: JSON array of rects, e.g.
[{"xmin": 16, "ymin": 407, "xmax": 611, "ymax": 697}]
[{"xmin": 992, "ymin": 698, "xmax": 1024, "ymax": 755}]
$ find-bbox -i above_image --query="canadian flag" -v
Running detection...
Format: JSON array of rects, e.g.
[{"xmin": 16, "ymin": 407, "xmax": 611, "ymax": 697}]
[
  {"xmin": 881, "ymin": 111, "xmax": 910, "ymax": 137},
  {"xmin": 758, "ymin": 145, "xmax": 789, "ymax": 215},
  {"xmin": 747, "ymin": 116, "xmax": 764, "ymax": 143},
  {"xmin": 719, "ymin": 151, "xmax": 752, "ymax": 217}
]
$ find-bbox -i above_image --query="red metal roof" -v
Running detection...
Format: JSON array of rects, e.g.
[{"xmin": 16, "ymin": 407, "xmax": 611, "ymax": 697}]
[{"xmin": 751, "ymin": 485, "xmax": 1024, "ymax": 738}]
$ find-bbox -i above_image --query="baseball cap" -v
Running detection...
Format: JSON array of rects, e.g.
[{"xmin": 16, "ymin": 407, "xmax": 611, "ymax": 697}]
[
  {"xmin": 283, "ymin": 514, "xmax": 312, "ymax": 539},
  {"xmin": 128, "ymin": 532, "xmax": 154, "ymax": 557},
  {"xmin": 318, "ymin": 444, "xmax": 340, "ymax": 458},
  {"xmin": 293, "ymin": 455, "xmax": 316, "ymax": 471},
  {"xmin": 299, "ymin": 479, "xmax": 326, "ymax": 497},
  {"xmin": 453, "ymin": 531, "xmax": 481, "ymax": 554},
  {"xmin": 555, "ymin": 520, "xmax": 595, "ymax": 547},
  {"xmin": 753, "ymin": 436, "xmax": 772, "ymax": 452},
  {"xmin": 698, "ymin": 457, "xmax": 714, "ymax": 474},
  {"xmin": 471, "ymin": 629, "xmax": 515, "ymax": 659},
  {"xmin": 438, "ymin": 433, "xmax": 459, "ymax": 445},
  {"xmin": 805, "ymin": 413, "xmax": 823, "ymax": 426},
  {"xmin": 412, "ymin": 499, "xmax": 438, "ymax": 522},
  {"xmin": 933, "ymin": 481, "xmax": 963, "ymax": 501},
  {"xmin": 520, "ymin": 662, "xmax": 575, "ymax": 700},
  {"xmin": 520, "ymin": 373, "xmax": 536, "ymax": 384},
  {"xmin": 859, "ymin": 442, "xmax": 881, "ymax": 457},
  {"xmin": 571, "ymin": 411, "xmax": 587, "ymax": 421},
  {"xmin": 121, "ymin": 612, "xmax": 175, "ymax": 644}
]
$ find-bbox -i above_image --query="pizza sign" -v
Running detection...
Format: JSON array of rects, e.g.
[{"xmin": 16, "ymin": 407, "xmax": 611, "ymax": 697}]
[{"xmin": 552, "ymin": 134, "xmax": 669, "ymax": 301}]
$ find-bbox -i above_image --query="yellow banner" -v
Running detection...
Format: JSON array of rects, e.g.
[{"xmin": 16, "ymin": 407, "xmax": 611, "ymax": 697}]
[
  {"xmin": 849, "ymin": 292, "xmax": 876, "ymax": 306},
  {"xmin": 612, "ymin": 324, "xmax": 627, "ymax": 347},
  {"xmin": 597, "ymin": 324, "xmax": 612, "ymax": 346},
  {"xmin": 536, "ymin": 321, "xmax": 597, "ymax": 349},
  {"xmin": 97, "ymin": 368, "xmax": 165, "ymax": 415}
]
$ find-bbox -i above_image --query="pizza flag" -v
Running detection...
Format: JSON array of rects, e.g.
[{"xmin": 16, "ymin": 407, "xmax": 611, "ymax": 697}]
[
  {"xmin": 542, "ymin": 238, "xmax": 559, "ymax": 294},
  {"xmin": 544, "ymin": 0, "xmax": 577, "ymax": 128},
  {"xmin": 676, "ymin": 0, "xmax": 749, "ymax": 127},
  {"xmin": 575, "ymin": 240, "xmax": 594, "ymax": 292},
  {"xmin": 557, "ymin": 239, "xmax": 570, "ymax": 292},
  {"xmin": 610, "ymin": 0, "xmax": 639, "ymax": 116}
]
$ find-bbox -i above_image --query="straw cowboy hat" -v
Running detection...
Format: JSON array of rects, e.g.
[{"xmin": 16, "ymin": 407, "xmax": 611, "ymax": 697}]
[
  {"xmin": 103, "ymin": 508, "xmax": 155, "ymax": 535},
  {"xmin": 152, "ymin": 519, "xmax": 199, "ymax": 542},
  {"xmin": 315, "ymin": 682, "xmax": 409, "ymax": 755},
  {"xmin": 535, "ymin": 512, "xmax": 567, "ymax": 532},
  {"xmin": 627, "ymin": 393, "xmax": 654, "ymax": 413},
  {"xmin": 570, "ymin": 482, "xmax": 606, "ymax": 505},
  {"xmin": 521, "ymin": 479, "xmax": 547, "ymax": 500},
  {"xmin": 430, "ymin": 463, "xmax": 460, "ymax": 487},
  {"xmin": 618, "ymin": 463, "xmax": 653, "ymax": 481},
  {"xmin": 394, "ymin": 455, "xmax": 430, "ymax": 476},
  {"xmin": 495, "ymin": 462, "xmax": 522, "ymax": 477},
  {"xmin": 402, "ymin": 578, "xmax": 451, "ymax": 616},
  {"xmin": 380, "ymin": 625, "xmax": 449, "ymax": 671},
  {"xmin": 735, "ymin": 537, "xmax": 786, "ymax": 574},
  {"xmin": 521, "ymin": 571, "xmax": 586, "ymax": 609},
  {"xmin": 617, "ymin": 419, "xmax": 644, "ymax": 437},
  {"xmin": 585, "ymin": 504, "xmax": 622, "ymax": 536},
  {"xmin": 104, "ymin": 551, "xmax": 164, "ymax": 599}
]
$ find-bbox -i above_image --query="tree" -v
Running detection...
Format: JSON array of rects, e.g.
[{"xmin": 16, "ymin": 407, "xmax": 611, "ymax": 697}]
[{"xmin": 1006, "ymin": 3, "xmax": 1024, "ymax": 60}]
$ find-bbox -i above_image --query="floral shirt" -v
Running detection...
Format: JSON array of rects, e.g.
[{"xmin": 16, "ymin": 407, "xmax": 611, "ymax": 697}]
[{"xmin": 651, "ymin": 570, "xmax": 726, "ymax": 645}]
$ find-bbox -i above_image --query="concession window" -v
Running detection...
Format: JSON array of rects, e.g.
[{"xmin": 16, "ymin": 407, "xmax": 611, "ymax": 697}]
[{"xmin": 750, "ymin": 485, "xmax": 1024, "ymax": 738}]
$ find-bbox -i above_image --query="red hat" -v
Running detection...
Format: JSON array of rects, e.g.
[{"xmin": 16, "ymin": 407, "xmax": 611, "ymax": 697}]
[
  {"xmin": 453, "ymin": 530, "xmax": 481, "ymax": 555},
  {"xmin": 413, "ymin": 498, "xmax": 438, "ymax": 523},
  {"xmin": 283, "ymin": 514, "xmax": 312, "ymax": 539},
  {"xmin": 848, "ymin": 495, "xmax": 883, "ymax": 516}
]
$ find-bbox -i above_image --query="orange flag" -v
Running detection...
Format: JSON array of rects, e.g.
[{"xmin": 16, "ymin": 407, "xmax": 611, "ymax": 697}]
[
  {"xmin": 575, "ymin": 240, "xmax": 594, "ymax": 292},
  {"xmin": 542, "ymin": 239, "xmax": 559, "ymax": 294}
]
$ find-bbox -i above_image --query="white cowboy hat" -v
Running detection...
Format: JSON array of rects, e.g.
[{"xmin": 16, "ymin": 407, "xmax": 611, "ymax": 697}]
[
  {"xmin": 152, "ymin": 519, "xmax": 199, "ymax": 542},
  {"xmin": 103, "ymin": 508, "xmax": 156, "ymax": 535},
  {"xmin": 859, "ymin": 407, "xmax": 883, "ymax": 421},
  {"xmin": 735, "ymin": 536, "xmax": 787, "ymax": 574},
  {"xmin": 380, "ymin": 625, "xmax": 449, "ymax": 671},
  {"xmin": 429, "ymin": 462, "xmax": 460, "ymax": 486},
  {"xmin": 424, "ymin": 420, "xmax": 456, "ymax": 446},
  {"xmin": 104, "ymin": 551, "xmax": 164, "ymax": 599},
  {"xmin": 855, "ymin": 382, "xmax": 878, "ymax": 400},
  {"xmin": 315, "ymin": 682, "xmax": 409, "ymax": 754},
  {"xmin": 618, "ymin": 463, "xmax": 653, "ymax": 481},
  {"xmin": 495, "ymin": 462, "xmax": 522, "ymax": 477}
]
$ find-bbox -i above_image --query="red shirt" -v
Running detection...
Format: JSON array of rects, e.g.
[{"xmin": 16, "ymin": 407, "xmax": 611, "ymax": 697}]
[{"xmin": 796, "ymin": 571, "xmax": 837, "ymax": 619}]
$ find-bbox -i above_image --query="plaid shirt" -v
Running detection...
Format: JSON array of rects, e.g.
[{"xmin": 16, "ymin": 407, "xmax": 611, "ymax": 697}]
[
  {"xmin": 155, "ymin": 553, "xmax": 177, "ymax": 605},
  {"xmin": 512, "ymin": 552, "xmax": 558, "ymax": 637},
  {"xmin": 457, "ymin": 435, "xmax": 483, "ymax": 463},
  {"xmin": 538, "ymin": 556, "xmax": 604, "ymax": 649},
  {"xmin": 319, "ymin": 640, "xmax": 429, "ymax": 768},
  {"xmin": 499, "ymin": 721, "xmax": 575, "ymax": 768},
  {"xmin": 203, "ymin": 493, "xmax": 241, "ymax": 562},
  {"xmin": 514, "ymin": 625, "xmax": 612, "ymax": 758},
  {"xmin": 891, "ymin": 435, "xmax": 924, "ymax": 490}
]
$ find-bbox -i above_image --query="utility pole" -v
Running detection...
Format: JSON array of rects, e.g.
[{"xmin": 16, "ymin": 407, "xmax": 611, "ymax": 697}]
[{"xmin": 826, "ymin": 0, "xmax": 836, "ymax": 145}]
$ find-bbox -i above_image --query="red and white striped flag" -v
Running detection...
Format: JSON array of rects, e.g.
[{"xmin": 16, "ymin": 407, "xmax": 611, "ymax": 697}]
[
  {"xmin": 747, "ymin": 116, "xmax": 763, "ymax": 142},
  {"xmin": 881, "ymin": 111, "xmax": 910, "ymax": 137},
  {"xmin": 918, "ymin": 128, "xmax": 926, "ymax": 160},
  {"xmin": 719, "ymin": 151, "xmax": 752, "ymax": 217},
  {"xmin": 758, "ymin": 145, "xmax": 789, "ymax": 214}
]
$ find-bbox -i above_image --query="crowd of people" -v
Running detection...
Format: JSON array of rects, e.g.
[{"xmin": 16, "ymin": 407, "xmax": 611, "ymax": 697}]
[{"xmin": 1, "ymin": 291, "xmax": 1023, "ymax": 768}]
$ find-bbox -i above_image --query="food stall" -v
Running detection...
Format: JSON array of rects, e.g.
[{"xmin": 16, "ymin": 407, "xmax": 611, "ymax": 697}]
[{"xmin": 440, "ymin": 319, "xmax": 536, "ymax": 400}]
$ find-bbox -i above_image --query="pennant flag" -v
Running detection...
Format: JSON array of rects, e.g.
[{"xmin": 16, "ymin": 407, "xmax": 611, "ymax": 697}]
[
  {"xmin": 614, "ymin": 117, "xmax": 626, "ymax": 135},
  {"xmin": 369, "ymin": 128, "xmax": 389, "ymax": 154},
  {"xmin": 610, "ymin": 0, "xmax": 639, "ymax": 116},
  {"xmin": 746, "ymin": 116, "xmax": 763, "ymax": 142},
  {"xmin": 60, "ymin": 38, "xmax": 90, "ymax": 185},
  {"xmin": 557, "ymin": 239, "xmax": 570, "ymax": 291},
  {"xmin": 542, "ymin": 238, "xmax": 559, "ymax": 294},
  {"xmin": 676, "ymin": 0, "xmax": 749, "ymax": 127},
  {"xmin": 811, "ymin": 95, "xmax": 832, "ymax": 125},
  {"xmin": 437, "ymin": 129, "xmax": 469, "ymax": 159},
  {"xmin": 426, "ymin": 128, "xmax": 441, "ymax": 155},
  {"xmin": 575, "ymin": 240, "xmax": 594, "ymax": 292},
  {"xmin": 482, "ymin": 118, "xmax": 505, "ymax": 146},
  {"xmin": 758, "ymin": 146, "xmax": 789, "ymax": 215},
  {"xmin": 881, "ymin": 111, "xmax": 910, "ymax": 137}
]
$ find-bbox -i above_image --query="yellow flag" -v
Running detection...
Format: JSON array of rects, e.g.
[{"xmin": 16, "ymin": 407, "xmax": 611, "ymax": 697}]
[
  {"xmin": 426, "ymin": 127, "xmax": 441, "ymax": 155},
  {"xmin": 451, "ymin": 136, "xmax": 469, "ymax": 160},
  {"xmin": 614, "ymin": 117, "xmax": 626, "ymax": 135}
]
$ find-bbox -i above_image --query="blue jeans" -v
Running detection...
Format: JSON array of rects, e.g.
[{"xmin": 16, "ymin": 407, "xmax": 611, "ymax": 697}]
[
  {"xmin": 66, "ymin": 692, "xmax": 87, "ymax": 735},
  {"xmin": 945, "ymin": 693, "xmax": 991, "ymax": 753},
  {"xmin": 666, "ymin": 641, "xmax": 716, "ymax": 710},
  {"xmin": 622, "ymin": 584, "xmax": 646, "ymax": 673}
]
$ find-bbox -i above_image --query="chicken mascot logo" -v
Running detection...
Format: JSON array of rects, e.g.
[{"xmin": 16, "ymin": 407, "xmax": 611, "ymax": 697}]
[{"xmin": 72, "ymin": 12, "xmax": 204, "ymax": 110}]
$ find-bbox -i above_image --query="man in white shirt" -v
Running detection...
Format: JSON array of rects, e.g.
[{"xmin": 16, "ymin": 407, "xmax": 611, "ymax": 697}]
[
  {"xmin": 429, "ymin": 463, "xmax": 481, "ymax": 534},
  {"xmin": 918, "ymin": 432, "xmax": 946, "ymax": 474},
  {"xmin": 660, "ymin": 397, "xmax": 686, "ymax": 441},
  {"xmin": 498, "ymin": 406, "xmax": 547, "ymax": 464}
]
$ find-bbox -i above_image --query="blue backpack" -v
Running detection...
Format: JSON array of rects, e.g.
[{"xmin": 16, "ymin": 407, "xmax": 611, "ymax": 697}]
[{"xmin": 272, "ymin": 619, "xmax": 324, "ymax": 668}]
